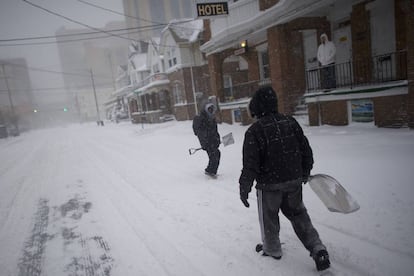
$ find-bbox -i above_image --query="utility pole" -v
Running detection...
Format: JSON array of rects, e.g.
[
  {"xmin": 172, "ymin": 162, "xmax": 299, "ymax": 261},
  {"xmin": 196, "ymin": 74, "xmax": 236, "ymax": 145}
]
[
  {"xmin": 1, "ymin": 63, "xmax": 19, "ymax": 135},
  {"xmin": 189, "ymin": 44, "xmax": 198, "ymax": 115},
  {"xmin": 90, "ymin": 69, "xmax": 101, "ymax": 124}
]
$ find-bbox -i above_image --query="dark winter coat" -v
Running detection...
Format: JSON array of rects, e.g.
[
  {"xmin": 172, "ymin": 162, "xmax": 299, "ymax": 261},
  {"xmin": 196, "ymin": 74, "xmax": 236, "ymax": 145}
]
[
  {"xmin": 239, "ymin": 113, "xmax": 314, "ymax": 193},
  {"xmin": 239, "ymin": 86, "xmax": 313, "ymax": 194},
  {"xmin": 192, "ymin": 108, "xmax": 220, "ymax": 151}
]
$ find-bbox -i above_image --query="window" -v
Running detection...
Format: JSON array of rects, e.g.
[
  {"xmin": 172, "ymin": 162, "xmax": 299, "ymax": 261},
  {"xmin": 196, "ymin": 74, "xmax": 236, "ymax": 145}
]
[
  {"xmin": 153, "ymin": 64, "xmax": 159, "ymax": 73},
  {"xmin": 259, "ymin": 50, "xmax": 270, "ymax": 80},
  {"xmin": 173, "ymin": 82, "xmax": 186, "ymax": 104},
  {"xmin": 167, "ymin": 47, "xmax": 177, "ymax": 68},
  {"xmin": 223, "ymin": 75, "xmax": 233, "ymax": 100}
]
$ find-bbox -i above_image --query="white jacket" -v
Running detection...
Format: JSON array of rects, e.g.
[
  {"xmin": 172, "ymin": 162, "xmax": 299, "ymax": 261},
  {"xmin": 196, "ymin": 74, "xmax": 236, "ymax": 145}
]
[{"xmin": 317, "ymin": 34, "xmax": 336, "ymax": 66}]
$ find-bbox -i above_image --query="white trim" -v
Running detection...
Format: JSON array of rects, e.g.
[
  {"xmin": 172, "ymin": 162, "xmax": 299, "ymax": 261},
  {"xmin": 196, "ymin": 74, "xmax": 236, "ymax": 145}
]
[
  {"xmin": 219, "ymin": 98, "xmax": 250, "ymax": 110},
  {"xmin": 305, "ymin": 82, "xmax": 408, "ymax": 103},
  {"xmin": 201, "ymin": 0, "xmax": 335, "ymax": 55}
]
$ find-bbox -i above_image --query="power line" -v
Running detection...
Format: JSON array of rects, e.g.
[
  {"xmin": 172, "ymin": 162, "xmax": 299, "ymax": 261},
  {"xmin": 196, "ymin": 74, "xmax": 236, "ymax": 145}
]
[
  {"xmin": 22, "ymin": 0, "xmax": 135, "ymax": 42},
  {"xmin": 0, "ymin": 25, "xmax": 166, "ymax": 43},
  {"xmin": 0, "ymin": 27, "xmax": 164, "ymax": 47},
  {"xmin": 2, "ymin": 61, "xmax": 109, "ymax": 79},
  {"xmin": 0, "ymin": 82, "xmax": 114, "ymax": 93},
  {"xmin": 19, "ymin": 0, "xmax": 191, "ymax": 49},
  {"xmin": 76, "ymin": 0, "xmax": 198, "ymax": 31}
]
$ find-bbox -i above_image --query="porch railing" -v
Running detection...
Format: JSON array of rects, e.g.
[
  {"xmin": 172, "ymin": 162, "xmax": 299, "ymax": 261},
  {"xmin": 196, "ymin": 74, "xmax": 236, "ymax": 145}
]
[
  {"xmin": 305, "ymin": 50, "xmax": 407, "ymax": 92},
  {"xmin": 137, "ymin": 73, "xmax": 169, "ymax": 89},
  {"xmin": 221, "ymin": 79, "xmax": 270, "ymax": 102}
]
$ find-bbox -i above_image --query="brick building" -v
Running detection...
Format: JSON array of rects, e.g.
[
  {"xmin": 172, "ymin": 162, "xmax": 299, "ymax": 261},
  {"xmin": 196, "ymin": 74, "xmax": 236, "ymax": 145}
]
[{"xmin": 200, "ymin": 0, "xmax": 414, "ymax": 128}]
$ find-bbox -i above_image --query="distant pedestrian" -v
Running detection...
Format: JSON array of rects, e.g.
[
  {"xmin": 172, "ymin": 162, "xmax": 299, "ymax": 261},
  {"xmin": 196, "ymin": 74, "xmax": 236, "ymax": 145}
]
[
  {"xmin": 192, "ymin": 103, "xmax": 221, "ymax": 177},
  {"xmin": 239, "ymin": 86, "xmax": 330, "ymax": 271},
  {"xmin": 317, "ymin": 33, "xmax": 336, "ymax": 90}
]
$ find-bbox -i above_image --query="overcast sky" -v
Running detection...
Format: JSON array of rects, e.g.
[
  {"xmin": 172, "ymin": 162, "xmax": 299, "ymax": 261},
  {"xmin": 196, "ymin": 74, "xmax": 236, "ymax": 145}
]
[{"xmin": 0, "ymin": 0, "xmax": 124, "ymax": 90}]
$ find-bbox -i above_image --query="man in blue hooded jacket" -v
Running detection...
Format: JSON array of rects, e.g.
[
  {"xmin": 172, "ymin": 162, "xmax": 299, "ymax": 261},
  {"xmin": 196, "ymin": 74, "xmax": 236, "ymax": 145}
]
[
  {"xmin": 239, "ymin": 86, "xmax": 330, "ymax": 271},
  {"xmin": 193, "ymin": 103, "xmax": 221, "ymax": 177}
]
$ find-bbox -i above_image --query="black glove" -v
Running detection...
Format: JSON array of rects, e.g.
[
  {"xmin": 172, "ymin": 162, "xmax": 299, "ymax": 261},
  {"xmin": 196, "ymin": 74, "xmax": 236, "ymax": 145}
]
[
  {"xmin": 240, "ymin": 189, "xmax": 250, "ymax": 208},
  {"xmin": 302, "ymin": 174, "xmax": 310, "ymax": 184}
]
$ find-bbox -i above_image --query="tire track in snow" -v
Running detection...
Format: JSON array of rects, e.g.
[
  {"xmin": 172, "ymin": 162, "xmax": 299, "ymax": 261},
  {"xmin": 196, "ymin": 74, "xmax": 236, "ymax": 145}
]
[
  {"xmin": 76, "ymin": 129, "xmax": 325, "ymax": 274},
  {"xmin": 76, "ymin": 140, "xmax": 209, "ymax": 276},
  {"xmin": 77, "ymin": 124, "xmax": 382, "ymax": 275},
  {"xmin": 17, "ymin": 198, "xmax": 51, "ymax": 276},
  {"xmin": 76, "ymin": 134, "xmax": 266, "ymax": 276}
]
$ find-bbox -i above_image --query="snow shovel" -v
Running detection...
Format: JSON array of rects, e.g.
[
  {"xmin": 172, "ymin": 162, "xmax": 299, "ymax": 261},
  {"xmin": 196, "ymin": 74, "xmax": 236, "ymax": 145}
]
[
  {"xmin": 221, "ymin": 132, "xmax": 235, "ymax": 147},
  {"xmin": 308, "ymin": 174, "xmax": 360, "ymax": 214},
  {"xmin": 189, "ymin": 132, "xmax": 234, "ymax": 155}
]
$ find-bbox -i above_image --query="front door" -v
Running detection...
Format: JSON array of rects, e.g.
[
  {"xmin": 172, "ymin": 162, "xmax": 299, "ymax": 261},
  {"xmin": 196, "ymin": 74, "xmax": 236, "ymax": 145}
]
[{"xmin": 333, "ymin": 25, "xmax": 352, "ymax": 86}]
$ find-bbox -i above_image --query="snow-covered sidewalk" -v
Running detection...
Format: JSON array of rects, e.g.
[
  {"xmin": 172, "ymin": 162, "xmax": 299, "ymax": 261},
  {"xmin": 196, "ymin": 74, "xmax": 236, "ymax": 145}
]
[{"xmin": 0, "ymin": 120, "xmax": 413, "ymax": 275}]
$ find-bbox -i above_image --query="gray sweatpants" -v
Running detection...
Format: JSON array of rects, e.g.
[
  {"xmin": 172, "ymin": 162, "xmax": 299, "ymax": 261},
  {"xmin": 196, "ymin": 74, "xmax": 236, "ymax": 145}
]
[{"xmin": 257, "ymin": 185, "xmax": 326, "ymax": 258}]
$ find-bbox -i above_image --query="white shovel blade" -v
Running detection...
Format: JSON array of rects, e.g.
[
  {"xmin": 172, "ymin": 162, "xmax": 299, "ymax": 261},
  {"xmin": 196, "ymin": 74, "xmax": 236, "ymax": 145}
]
[
  {"xmin": 308, "ymin": 174, "xmax": 360, "ymax": 214},
  {"xmin": 222, "ymin": 132, "xmax": 234, "ymax": 147}
]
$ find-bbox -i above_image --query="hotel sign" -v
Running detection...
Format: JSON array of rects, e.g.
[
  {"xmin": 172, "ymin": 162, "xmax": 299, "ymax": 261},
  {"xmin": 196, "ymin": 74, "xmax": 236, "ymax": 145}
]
[{"xmin": 196, "ymin": 2, "xmax": 229, "ymax": 17}]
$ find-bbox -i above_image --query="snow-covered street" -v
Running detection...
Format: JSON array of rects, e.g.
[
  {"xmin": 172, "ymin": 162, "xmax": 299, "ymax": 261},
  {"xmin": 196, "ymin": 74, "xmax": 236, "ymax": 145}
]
[{"xmin": 1, "ymin": 119, "xmax": 413, "ymax": 276}]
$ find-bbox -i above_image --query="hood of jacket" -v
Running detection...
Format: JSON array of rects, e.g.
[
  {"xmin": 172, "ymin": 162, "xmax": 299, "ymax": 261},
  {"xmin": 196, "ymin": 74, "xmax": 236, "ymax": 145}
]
[
  {"xmin": 249, "ymin": 86, "xmax": 278, "ymax": 118},
  {"xmin": 203, "ymin": 103, "xmax": 216, "ymax": 118}
]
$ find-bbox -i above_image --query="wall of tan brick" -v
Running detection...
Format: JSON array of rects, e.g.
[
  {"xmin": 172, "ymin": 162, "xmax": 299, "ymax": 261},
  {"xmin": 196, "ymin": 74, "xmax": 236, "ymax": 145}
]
[
  {"xmin": 406, "ymin": 0, "xmax": 414, "ymax": 129},
  {"xmin": 259, "ymin": 0, "xmax": 280, "ymax": 11},
  {"xmin": 220, "ymin": 109, "xmax": 232, "ymax": 124},
  {"xmin": 268, "ymin": 18, "xmax": 328, "ymax": 115},
  {"xmin": 308, "ymin": 103, "xmax": 320, "ymax": 126},
  {"xmin": 373, "ymin": 95, "xmax": 408, "ymax": 127},
  {"xmin": 174, "ymin": 105, "xmax": 190, "ymax": 121},
  {"xmin": 351, "ymin": 2, "xmax": 372, "ymax": 84},
  {"xmin": 320, "ymin": 101, "xmax": 348, "ymax": 126}
]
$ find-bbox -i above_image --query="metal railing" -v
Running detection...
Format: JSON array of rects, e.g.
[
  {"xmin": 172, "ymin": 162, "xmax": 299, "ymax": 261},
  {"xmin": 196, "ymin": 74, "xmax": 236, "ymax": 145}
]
[
  {"xmin": 306, "ymin": 50, "xmax": 407, "ymax": 92},
  {"xmin": 136, "ymin": 73, "xmax": 169, "ymax": 90},
  {"xmin": 221, "ymin": 79, "xmax": 271, "ymax": 102}
]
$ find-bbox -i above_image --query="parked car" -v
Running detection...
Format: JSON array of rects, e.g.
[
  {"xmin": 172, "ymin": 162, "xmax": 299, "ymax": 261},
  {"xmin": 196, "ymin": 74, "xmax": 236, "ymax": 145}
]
[{"xmin": 0, "ymin": 125, "xmax": 7, "ymax": 139}]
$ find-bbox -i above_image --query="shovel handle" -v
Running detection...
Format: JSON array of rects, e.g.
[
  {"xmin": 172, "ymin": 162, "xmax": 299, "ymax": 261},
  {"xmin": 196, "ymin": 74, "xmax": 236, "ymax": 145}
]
[{"xmin": 189, "ymin": 147, "xmax": 202, "ymax": 155}]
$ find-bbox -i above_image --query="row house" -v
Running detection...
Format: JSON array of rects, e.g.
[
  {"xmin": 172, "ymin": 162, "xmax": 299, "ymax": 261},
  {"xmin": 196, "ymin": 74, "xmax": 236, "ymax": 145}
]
[
  {"xmin": 200, "ymin": 0, "xmax": 414, "ymax": 128},
  {"xmin": 104, "ymin": 65, "xmax": 131, "ymax": 122},
  {"xmin": 126, "ymin": 19, "xmax": 212, "ymax": 124}
]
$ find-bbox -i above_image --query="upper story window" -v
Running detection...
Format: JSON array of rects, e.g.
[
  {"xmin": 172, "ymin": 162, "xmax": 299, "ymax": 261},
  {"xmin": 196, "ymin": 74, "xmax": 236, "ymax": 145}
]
[
  {"xmin": 257, "ymin": 44, "xmax": 270, "ymax": 80},
  {"xmin": 167, "ymin": 47, "xmax": 178, "ymax": 68},
  {"xmin": 153, "ymin": 64, "xmax": 160, "ymax": 73},
  {"xmin": 172, "ymin": 82, "xmax": 186, "ymax": 104}
]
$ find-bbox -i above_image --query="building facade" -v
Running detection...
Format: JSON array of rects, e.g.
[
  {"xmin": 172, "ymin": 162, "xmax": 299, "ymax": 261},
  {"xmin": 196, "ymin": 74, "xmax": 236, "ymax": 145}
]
[
  {"xmin": 122, "ymin": 0, "xmax": 194, "ymax": 41},
  {"xmin": 125, "ymin": 19, "xmax": 213, "ymax": 124},
  {"xmin": 0, "ymin": 58, "xmax": 34, "ymax": 133},
  {"xmin": 56, "ymin": 21, "xmax": 130, "ymax": 123},
  {"xmin": 200, "ymin": 0, "xmax": 413, "ymax": 128}
]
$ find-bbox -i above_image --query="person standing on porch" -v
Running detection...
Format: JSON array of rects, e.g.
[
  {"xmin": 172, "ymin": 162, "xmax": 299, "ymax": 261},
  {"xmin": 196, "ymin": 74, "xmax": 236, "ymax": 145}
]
[{"xmin": 317, "ymin": 33, "xmax": 336, "ymax": 90}]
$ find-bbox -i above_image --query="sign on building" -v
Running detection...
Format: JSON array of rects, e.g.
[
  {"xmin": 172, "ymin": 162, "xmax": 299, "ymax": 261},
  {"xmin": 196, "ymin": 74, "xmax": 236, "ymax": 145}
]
[{"xmin": 196, "ymin": 2, "xmax": 229, "ymax": 17}]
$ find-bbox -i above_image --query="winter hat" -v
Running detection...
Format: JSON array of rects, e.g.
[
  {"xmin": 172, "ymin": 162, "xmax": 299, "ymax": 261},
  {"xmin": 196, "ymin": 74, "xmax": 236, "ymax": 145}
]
[
  {"xmin": 320, "ymin": 33, "xmax": 329, "ymax": 41},
  {"xmin": 249, "ymin": 86, "xmax": 278, "ymax": 118},
  {"xmin": 205, "ymin": 103, "xmax": 216, "ymax": 115}
]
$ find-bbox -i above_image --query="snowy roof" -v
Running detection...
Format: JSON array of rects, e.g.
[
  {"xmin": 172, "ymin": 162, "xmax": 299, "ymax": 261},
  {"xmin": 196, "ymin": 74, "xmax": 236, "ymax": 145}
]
[
  {"xmin": 163, "ymin": 18, "xmax": 203, "ymax": 43},
  {"xmin": 130, "ymin": 53, "xmax": 148, "ymax": 72},
  {"xmin": 149, "ymin": 37, "xmax": 161, "ymax": 51}
]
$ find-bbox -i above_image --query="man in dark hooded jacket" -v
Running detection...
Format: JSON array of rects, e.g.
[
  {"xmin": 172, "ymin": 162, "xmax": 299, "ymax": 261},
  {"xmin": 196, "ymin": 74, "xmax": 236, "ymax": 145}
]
[
  {"xmin": 239, "ymin": 86, "xmax": 330, "ymax": 271},
  {"xmin": 193, "ymin": 103, "xmax": 221, "ymax": 177}
]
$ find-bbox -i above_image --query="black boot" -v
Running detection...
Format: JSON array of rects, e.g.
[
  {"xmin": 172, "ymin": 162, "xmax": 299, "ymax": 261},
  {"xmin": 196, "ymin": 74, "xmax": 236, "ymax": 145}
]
[
  {"xmin": 262, "ymin": 252, "xmax": 282, "ymax": 260},
  {"xmin": 313, "ymin": 250, "xmax": 330, "ymax": 271}
]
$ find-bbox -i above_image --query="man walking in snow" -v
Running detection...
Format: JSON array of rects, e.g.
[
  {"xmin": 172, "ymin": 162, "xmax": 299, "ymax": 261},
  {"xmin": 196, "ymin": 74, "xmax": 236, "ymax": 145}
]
[
  {"xmin": 239, "ymin": 86, "xmax": 330, "ymax": 271},
  {"xmin": 192, "ymin": 102, "xmax": 221, "ymax": 177},
  {"xmin": 317, "ymin": 33, "xmax": 336, "ymax": 90}
]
